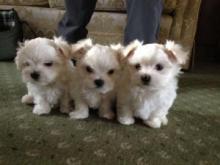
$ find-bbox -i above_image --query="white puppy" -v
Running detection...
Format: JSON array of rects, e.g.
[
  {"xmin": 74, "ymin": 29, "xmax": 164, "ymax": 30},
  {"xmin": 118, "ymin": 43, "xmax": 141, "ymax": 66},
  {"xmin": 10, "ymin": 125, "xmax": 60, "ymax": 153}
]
[
  {"xmin": 117, "ymin": 40, "xmax": 188, "ymax": 128},
  {"xmin": 15, "ymin": 37, "xmax": 73, "ymax": 115},
  {"xmin": 69, "ymin": 39, "xmax": 122, "ymax": 120}
]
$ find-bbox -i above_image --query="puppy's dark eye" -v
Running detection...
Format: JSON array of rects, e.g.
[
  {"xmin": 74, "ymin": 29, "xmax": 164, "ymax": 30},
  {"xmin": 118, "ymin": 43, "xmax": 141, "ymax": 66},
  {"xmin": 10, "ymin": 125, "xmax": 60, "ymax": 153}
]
[
  {"xmin": 44, "ymin": 62, "xmax": 53, "ymax": 67},
  {"xmin": 71, "ymin": 59, "xmax": 76, "ymax": 66},
  {"xmin": 135, "ymin": 63, "xmax": 141, "ymax": 70},
  {"xmin": 108, "ymin": 69, "xmax": 115, "ymax": 75},
  {"xmin": 86, "ymin": 66, "xmax": 93, "ymax": 73},
  {"xmin": 23, "ymin": 62, "xmax": 30, "ymax": 67},
  {"xmin": 155, "ymin": 63, "xmax": 163, "ymax": 71}
]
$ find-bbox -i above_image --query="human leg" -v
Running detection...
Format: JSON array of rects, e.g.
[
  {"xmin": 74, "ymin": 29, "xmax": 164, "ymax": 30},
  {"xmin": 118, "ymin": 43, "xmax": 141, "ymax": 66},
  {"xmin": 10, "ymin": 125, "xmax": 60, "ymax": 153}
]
[
  {"xmin": 58, "ymin": 0, "xmax": 97, "ymax": 43},
  {"xmin": 124, "ymin": 0, "xmax": 163, "ymax": 44}
]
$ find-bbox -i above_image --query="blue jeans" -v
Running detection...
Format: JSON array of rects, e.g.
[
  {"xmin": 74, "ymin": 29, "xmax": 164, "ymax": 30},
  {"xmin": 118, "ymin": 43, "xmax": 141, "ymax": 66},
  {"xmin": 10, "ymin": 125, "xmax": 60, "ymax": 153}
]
[{"xmin": 58, "ymin": 0, "xmax": 163, "ymax": 44}]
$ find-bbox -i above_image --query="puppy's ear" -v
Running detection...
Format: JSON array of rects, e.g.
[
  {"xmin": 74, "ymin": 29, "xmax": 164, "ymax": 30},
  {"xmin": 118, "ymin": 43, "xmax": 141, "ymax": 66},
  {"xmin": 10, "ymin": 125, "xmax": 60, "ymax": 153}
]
[
  {"xmin": 122, "ymin": 40, "xmax": 142, "ymax": 59},
  {"xmin": 15, "ymin": 40, "xmax": 30, "ymax": 70},
  {"xmin": 53, "ymin": 37, "xmax": 71, "ymax": 58},
  {"xmin": 164, "ymin": 40, "xmax": 188, "ymax": 65},
  {"xmin": 15, "ymin": 50, "xmax": 21, "ymax": 70},
  {"xmin": 71, "ymin": 38, "xmax": 93, "ymax": 60},
  {"xmin": 110, "ymin": 43, "xmax": 124, "ymax": 62},
  {"xmin": 17, "ymin": 40, "xmax": 29, "ymax": 48},
  {"xmin": 110, "ymin": 43, "xmax": 123, "ymax": 51}
]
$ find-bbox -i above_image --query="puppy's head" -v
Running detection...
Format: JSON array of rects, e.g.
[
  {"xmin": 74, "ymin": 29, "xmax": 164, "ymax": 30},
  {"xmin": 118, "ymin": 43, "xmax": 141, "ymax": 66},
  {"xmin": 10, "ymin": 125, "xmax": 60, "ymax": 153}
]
[
  {"xmin": 71, "ymin": 39, "xmax": 122, "ymax": 94},
  {"xmin": 122, "ymin": 40, "xmax": 188, "ymax": 90},
  {"xmin": 15, "ymin": 37, "xmax": 71, "ymax": 86}
]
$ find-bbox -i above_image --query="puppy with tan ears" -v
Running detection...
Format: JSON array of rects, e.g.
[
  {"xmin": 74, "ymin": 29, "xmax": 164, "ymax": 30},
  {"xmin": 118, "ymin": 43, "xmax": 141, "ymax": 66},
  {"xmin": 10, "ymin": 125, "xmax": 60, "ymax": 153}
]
[
  {"xmin": 15, "ymin": 37, "xmax": 74, "ymax": 115},
  {"xmin": 117, "ymin": 40, "xmax": 188, "ymax": 128},
  {"xmin": 69, "ymin": 39, "xmax": 122, "ymax": 120}
]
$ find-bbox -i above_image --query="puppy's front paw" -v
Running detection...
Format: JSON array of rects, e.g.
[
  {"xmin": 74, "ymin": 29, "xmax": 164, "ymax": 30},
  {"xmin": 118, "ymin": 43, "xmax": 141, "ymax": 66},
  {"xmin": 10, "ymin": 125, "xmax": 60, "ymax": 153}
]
[
  {"xmin": 21, "ymin": 94, "xmax": 33, "ymax": 104},
  {"xmin": 161, "ymin": 116, "xmax": 168, "ymax": 126},
  {"xmin": 69, "ymin": 110, "xmax": 89, "ymax": 119},
  {"xmin": 144, "ymin": 118, "xmax": 162, "ymax": 128},
  {"xmin": 118, "ymin": 116, "xmax": 135, "ymax": 125},
  {"xmin": 33, "ymin": 105, "xmax": 50, "ymax": 115}
]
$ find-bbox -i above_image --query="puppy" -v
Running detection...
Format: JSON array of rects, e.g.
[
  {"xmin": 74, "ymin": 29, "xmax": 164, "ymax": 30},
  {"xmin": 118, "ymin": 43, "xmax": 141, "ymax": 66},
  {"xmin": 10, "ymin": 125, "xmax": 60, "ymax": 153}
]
[
  {"xmin": 117, "ymin": 40, "xmax": 188, "ymax": 128},
  {"xmin": 69, "ymin": 39, "xmax": 122, "ymax": 120},
  {"xmin": 15, "ymin": 37, "xmax": 73, "ymax": 115}
]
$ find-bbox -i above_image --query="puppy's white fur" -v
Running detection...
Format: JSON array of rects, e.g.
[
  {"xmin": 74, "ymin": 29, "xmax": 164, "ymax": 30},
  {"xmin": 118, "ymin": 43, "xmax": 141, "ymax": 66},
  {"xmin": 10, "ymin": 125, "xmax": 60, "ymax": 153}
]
[
  {"xmin": 69, "ymin": 39, "xmax": 122, "ymax": 120},
  {"xmin": 15, "ymin": 37, "xmax": 73, "ymax": 115},
  {"xmin": 117, "ymin": 40, "xmax": 188, "ymax": 128}
]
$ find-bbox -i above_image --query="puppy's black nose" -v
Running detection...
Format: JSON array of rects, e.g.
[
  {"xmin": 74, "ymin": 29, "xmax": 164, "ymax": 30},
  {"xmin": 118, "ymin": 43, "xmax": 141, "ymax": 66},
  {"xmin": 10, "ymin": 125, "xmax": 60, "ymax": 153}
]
[
  {"xmin": 141, "ymin": 75, "xmax": 151, "ymax": 85},
  {"xmin": 31, "ymin": 72, "xmax": 40, "ymax": 81},
  {"xmin": 94, "ymin": 79, "xmax": 104, "ymax": 88}
]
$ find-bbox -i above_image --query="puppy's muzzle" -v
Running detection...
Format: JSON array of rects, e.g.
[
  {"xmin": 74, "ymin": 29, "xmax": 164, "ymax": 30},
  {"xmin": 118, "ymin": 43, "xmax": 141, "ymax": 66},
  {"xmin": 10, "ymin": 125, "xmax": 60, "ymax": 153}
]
[
  {"xmin": 94, "ymin": 79, "xmax": 104, "ymax": 88},
  {"xmin": 141, "ymin": 74, "xmax": 151, "ymax": 85},
  {"xmin": 31, "ymin": 71, "xmax": 40, "ymax": 81}
]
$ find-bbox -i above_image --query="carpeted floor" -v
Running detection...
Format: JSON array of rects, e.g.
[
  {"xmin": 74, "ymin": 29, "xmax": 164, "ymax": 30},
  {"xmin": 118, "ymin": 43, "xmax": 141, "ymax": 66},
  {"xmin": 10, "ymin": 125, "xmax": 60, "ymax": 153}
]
[{"xmin": 0, "ymin": 62, "xmax": 219, "ymax": 165}]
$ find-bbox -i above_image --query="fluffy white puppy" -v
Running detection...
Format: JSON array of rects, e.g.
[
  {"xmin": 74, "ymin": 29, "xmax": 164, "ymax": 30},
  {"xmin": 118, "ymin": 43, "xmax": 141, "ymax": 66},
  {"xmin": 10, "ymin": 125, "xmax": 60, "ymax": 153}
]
[
  {"xmin": 117, "ymin": 40, "xmax": 188, "ymax": 128},
  {"xmin": 69, "ymin": 39, "xmax": 122, "ymax": 120},
  {"xmin": 15, "ymin": 37, "xmax": 73, "ymax": 115}
]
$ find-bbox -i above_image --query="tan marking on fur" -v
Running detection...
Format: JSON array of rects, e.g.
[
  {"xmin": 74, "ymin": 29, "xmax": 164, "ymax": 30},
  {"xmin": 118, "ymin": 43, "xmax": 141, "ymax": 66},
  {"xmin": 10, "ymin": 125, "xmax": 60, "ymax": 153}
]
[{"xmin": 164, "ymin": 48, "xmax": 177, "ymax": 63}]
